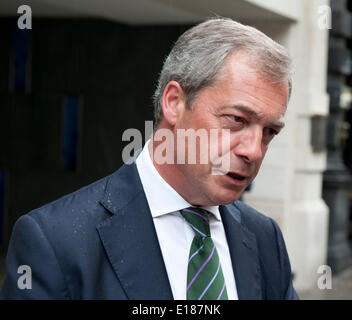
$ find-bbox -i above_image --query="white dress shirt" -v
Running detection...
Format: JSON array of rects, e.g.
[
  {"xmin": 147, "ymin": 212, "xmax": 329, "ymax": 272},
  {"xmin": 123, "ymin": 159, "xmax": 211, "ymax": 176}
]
[{"xmin": 135, "ymin": 139, "xmax": 238, "ymax": 300}]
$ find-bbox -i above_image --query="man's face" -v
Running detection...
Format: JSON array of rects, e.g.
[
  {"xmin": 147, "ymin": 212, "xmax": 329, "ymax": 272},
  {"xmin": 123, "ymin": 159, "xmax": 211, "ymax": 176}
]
[{"xmin": 173, "ymin": 52, "xmax": 289, "ymax": 206}]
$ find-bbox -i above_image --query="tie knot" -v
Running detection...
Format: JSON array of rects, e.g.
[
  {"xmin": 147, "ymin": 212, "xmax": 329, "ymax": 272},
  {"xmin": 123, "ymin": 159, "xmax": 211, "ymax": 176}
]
[{"xmin": 180, "ymin": 207, "xmax": 211, "ymax": 238}]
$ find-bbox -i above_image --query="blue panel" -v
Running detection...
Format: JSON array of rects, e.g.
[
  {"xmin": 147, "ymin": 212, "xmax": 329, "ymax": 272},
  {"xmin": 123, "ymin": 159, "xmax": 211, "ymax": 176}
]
[
  {"xmin": 62, "ymin": 97, "xmax": 79, "ymax": 171},
  {"xmin": 0, "ymin": 171, "xmax": 5, "ymax": 243},
  {"xmin": 12, "ymin": 26, "xmax": 30, "ymax": 92}
]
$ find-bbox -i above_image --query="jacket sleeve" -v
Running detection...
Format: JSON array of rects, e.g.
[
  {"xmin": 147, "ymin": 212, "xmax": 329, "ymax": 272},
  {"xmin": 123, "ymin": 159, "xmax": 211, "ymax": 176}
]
[
  {"xmin": 0, "ymin": 214, "xmax": 70, "ymax": 299},
  {"xmin": 270, "ymin": 218, "xmax": 299, "ymax": 300}
]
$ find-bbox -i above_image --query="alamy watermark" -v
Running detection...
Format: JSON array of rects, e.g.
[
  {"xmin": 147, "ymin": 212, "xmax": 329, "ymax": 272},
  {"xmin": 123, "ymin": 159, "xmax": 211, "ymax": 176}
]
[
  {"xmin": 17, "ymin": 5, "xmax": 32, "ymax": 30},
  {"xmin": 15, "ymin": 264, "xmax": 333, "ymax": 291},
  {"xmin": 122, "ymin": 121, "xmax": 232, "ymax": 175},
  {"xmin": 317, "ymin": 265, "xmax": 332, "ymax": 290},
  {"xmin": 317, "ymin": 5, "xmax": 332, "ymax": 30},
  {"xmin": 17, "ymin": 265, "xmax": 32, "ymax": 290},
  {"xmin": 16, "ymin": 5, "xmax": 331, "ymax": 31}
]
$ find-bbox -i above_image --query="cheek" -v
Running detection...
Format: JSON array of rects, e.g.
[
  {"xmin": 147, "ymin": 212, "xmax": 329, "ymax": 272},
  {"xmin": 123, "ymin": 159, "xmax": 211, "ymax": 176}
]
[
  {"xmin": 210, "ymin": 130, "xmax": 237, "ymax": 155},
  {"xmin": 261, "ymin": 145, "xmax": 268, "ymax": 158},
  {"xmin": 252, "ymin": 156, "xmax": 265, "ymax": 175}
]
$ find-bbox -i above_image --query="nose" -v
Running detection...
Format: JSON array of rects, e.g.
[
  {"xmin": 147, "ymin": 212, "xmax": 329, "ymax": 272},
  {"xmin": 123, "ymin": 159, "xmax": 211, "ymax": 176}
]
[{"xmin": 233, "ymin": 127, "xmax": 263, "ymax": 163}]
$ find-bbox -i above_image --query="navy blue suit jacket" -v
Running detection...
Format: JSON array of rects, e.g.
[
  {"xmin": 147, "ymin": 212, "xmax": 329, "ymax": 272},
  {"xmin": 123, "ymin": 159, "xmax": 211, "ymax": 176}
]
[{"xmin": 0, "ymin": 163, "xmax": 298, "ymax": 299}]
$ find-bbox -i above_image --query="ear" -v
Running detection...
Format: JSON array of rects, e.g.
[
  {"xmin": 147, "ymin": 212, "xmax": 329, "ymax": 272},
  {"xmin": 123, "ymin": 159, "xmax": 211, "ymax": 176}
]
[{"xmin": 161, "ymin": 81, "xmax": 186, "ymax": 126}]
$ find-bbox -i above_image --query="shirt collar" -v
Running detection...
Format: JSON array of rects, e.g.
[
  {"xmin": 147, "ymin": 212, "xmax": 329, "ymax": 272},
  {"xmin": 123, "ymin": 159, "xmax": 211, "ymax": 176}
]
[{"xmin": 135, "ymin": 139, "xmax": 221, "ymax": 221}]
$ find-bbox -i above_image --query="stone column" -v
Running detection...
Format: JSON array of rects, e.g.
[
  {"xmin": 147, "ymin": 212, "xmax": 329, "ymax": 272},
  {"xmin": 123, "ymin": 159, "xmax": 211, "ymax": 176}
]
[
  {"xmin": 323, "ymin": 0, "xmax": 352, "ymax": 274},
  {"xmin": 244, "ymin": 0, "xmax": 330, "ymax": 291}
]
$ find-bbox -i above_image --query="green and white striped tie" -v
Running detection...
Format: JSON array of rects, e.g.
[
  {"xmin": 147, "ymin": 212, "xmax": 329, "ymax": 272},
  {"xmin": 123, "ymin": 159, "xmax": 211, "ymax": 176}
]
[{"xmin": 180, "ymin": 207, "xmax": 228, "ymax": 300}]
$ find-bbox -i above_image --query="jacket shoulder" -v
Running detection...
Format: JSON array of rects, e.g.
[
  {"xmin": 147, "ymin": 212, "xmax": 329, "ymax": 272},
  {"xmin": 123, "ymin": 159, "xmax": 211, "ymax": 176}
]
[
  {"xmin": 27, "ymin": 172, "xmax": 114, "ymax": 225},
  {"xmin": 232, "ymin": 200, "xmax": 277, "ymax": 232}
]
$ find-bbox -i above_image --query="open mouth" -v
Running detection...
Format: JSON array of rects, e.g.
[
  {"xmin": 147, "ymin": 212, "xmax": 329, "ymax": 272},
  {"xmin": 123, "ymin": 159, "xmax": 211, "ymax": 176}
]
[{"xmin": 226, "ymin": 172, "xmax": 246, "ymax": 181}]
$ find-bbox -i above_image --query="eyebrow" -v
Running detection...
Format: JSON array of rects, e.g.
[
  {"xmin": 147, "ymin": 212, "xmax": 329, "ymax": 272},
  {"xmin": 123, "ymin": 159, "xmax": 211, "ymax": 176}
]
[{"xmin": 232, "ymin": 105, "xmax": 285, "ymax": 129}]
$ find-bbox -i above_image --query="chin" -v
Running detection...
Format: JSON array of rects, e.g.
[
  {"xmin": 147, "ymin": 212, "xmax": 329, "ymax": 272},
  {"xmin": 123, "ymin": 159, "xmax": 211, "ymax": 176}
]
[{"xmin": 208, "ymin": 189, "xmax": 242, "ymax": 205}]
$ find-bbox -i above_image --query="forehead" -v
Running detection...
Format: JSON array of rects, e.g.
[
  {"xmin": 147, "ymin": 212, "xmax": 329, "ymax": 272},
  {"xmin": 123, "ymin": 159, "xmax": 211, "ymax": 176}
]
[{"xmin": 213, "ymin": 53, "xmax": 289, "ymax": 115}]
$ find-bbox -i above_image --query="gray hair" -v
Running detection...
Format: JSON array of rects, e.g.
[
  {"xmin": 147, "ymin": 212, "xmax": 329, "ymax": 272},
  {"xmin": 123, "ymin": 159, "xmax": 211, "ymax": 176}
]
[{"xmin": 153, "ymin": 17, "xmax": 292, "ymax": 127}]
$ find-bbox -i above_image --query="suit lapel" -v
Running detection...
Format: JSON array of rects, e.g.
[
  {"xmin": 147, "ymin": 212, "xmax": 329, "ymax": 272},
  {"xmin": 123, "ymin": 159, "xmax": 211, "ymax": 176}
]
[
  {"xmin": 220, "ymin": 204, "xmax": 262, "ymax": 299},
  {"xmin": 97, "ymin": 163, "xmax": 173, "ymax": 299}
]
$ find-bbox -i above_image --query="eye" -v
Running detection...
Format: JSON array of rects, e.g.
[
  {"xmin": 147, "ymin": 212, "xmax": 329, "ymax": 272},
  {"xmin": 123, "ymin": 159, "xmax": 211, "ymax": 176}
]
[
  {"xmin": 227, "ymin": 115, "xmax": 245, "ymax": 123},
  {"xmin": 266, "ymin": 128, "xmax": 279, "ymax": 136},
  {"xmin": 263, "ymin": 128, "xmax": 279, "ymax": 143}
]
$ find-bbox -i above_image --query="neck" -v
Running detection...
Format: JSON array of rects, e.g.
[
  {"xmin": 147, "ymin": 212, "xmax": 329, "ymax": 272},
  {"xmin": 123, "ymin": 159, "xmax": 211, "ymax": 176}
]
[{"xmin": 148, "ymin": 130, "xmax": 209, "ymax": 206}]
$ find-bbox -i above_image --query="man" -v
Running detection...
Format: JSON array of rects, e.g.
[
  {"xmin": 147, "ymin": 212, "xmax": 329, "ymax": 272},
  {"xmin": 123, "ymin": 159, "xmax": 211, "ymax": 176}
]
[{"xmin": 0, "ymin": 18, "xmax": 298, "ymax": 299}]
